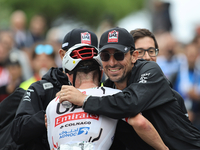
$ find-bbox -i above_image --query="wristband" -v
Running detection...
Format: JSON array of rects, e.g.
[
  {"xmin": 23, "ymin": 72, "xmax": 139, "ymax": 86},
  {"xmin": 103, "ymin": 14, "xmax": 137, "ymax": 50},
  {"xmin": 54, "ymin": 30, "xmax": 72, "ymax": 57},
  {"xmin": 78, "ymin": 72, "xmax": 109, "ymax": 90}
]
[{"xmin": 82, "ymin": 95, "xmax": 91, "ymax": 109}]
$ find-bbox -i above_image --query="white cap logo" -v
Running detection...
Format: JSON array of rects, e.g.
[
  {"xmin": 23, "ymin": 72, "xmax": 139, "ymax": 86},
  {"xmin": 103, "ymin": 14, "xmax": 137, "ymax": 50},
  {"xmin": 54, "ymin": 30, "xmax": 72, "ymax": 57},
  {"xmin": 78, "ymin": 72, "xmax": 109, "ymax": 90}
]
[
  {"xmin": 108, "ymin": 30, "xmax": 119, "ymax": 43},
  {"xmin": 62, "ymin": 42, "xmax": 69, "ymax": 48},
  {"xmin": 81, "ymin": 32, "xmax": 91, "ymax": 44}
]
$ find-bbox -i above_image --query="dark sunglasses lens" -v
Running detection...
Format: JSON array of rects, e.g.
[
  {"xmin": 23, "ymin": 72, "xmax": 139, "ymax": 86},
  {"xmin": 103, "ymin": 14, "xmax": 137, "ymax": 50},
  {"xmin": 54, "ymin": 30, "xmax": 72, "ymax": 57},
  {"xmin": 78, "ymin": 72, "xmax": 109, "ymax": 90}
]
[
  {"xmin": 114, "ymin": 52, "xmax": 124, "ymax": 61},
  {"xmin": 100, "ymin": 52, "xmax": 110, "ymax": 61}
]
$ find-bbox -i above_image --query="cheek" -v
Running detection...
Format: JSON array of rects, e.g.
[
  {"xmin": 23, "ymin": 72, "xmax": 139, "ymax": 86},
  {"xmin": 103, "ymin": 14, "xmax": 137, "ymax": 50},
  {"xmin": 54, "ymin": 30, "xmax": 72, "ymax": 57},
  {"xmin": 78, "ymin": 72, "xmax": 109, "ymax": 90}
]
[
  {"xmin": 123, "ymin": 57, "xmax": 133, "ymax": 70},
  {"xmin": 152, "ymin": 57, "xmax": 157, "ymax": 62},
  {"xmin": 102, "ymin": 62, "xmax": 107, "ymax": 69}
]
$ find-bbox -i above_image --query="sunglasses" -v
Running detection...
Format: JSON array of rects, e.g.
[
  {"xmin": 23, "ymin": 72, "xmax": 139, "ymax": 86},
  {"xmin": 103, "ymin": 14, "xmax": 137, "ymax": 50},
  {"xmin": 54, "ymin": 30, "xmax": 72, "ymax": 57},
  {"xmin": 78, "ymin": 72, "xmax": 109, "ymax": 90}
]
[
  {"xmin": 35, "ymin": 44, "xmax": 54, "ymax": 55},
  {"xmin": 100, "ymin": 51, "xmax": 125, "ymax": 61}
]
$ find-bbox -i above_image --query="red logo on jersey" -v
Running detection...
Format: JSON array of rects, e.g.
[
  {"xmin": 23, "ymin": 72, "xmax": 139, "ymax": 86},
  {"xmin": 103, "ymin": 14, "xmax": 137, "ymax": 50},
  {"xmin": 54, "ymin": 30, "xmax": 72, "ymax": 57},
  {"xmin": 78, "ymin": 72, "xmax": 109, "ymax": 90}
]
[
  {"xmin": 55, "ymin": 112, "xmax": 99, "ymax": 127},
  {"xmin": 108, "ymin": 30, "xmax": 119, "ymax": 43},
  {"xmin": 81, "ymin": 32, "xmax": 91, "ymax": 44}
]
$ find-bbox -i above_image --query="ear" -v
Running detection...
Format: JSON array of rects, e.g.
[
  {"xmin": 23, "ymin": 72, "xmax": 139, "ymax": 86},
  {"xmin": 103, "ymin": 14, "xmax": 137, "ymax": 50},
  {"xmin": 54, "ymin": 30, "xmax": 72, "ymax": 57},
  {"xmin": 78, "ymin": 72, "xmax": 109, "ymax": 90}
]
[
  {"xmin": 131, "ymin": 51, "xmax": 138, "ymax": 63},
  {"xmin": 66, "ymin": 73, "xmax": 73, "ymax": 85},
  {"xmin": 59, "ymin": 49, "xmax": 66, "ymax": 60}
]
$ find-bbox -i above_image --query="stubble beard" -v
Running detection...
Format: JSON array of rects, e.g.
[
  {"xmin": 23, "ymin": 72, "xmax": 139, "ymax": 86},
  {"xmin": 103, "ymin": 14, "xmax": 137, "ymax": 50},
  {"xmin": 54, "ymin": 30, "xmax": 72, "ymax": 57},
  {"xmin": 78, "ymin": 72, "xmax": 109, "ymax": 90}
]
[{"xmin": 106, "ymin": 67, "xmax": 129, "ymax": 84}]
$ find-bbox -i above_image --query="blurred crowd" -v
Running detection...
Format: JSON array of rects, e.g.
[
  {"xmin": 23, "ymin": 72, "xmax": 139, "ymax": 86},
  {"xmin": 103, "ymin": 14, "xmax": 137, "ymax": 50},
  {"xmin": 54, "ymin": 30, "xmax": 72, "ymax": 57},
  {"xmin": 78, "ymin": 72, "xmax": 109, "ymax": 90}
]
[
  {"xmin": 0, "ymin": 10, "xmax": 61, "ymax": 102},
  {"xmin": 1, "ymin": 3, "xmax": 200, "ymax": 132},
  {"xmin": 151, "ymin": 1, "xmax": 200, "ymax": 130},
  {"xmin": 154, "ymin": 30, "xmax": 200, "ymax": 130}
]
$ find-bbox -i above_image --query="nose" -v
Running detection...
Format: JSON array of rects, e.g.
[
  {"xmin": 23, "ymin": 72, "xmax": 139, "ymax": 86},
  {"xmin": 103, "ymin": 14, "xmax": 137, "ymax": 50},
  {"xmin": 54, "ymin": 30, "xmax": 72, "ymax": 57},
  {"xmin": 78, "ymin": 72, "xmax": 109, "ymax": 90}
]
[
  {"xmin": 143, "ymin": 51, "xmax": 151, "ymax": 61},
  {"xmin": 108, "ymin": 54, "xmax": 118, "ymax": 66}
]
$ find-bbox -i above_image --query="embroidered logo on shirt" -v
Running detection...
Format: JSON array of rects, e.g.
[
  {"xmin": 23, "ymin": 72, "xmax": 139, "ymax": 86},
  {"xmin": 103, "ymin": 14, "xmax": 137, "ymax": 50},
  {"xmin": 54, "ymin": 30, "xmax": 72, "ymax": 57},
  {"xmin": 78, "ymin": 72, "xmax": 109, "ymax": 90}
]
[
  {"xmin": 23, "ymin": 89, "xmax": 34, "ymax": 102},
  {"xmin": 43, "ymin": 82, "xmax": 53, "ymax": 90},
  {"xmin": 139, "ymin": 73, "xmax": 150, "ymax": 83}
]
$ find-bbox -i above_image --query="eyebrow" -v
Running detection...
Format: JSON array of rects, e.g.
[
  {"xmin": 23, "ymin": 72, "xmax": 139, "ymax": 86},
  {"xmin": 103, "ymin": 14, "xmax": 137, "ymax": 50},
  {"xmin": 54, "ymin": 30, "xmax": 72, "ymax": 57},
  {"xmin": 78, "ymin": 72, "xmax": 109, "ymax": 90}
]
[{"xmin": 135, "ymin": 47, "xmax": 155, "ymax": 50}]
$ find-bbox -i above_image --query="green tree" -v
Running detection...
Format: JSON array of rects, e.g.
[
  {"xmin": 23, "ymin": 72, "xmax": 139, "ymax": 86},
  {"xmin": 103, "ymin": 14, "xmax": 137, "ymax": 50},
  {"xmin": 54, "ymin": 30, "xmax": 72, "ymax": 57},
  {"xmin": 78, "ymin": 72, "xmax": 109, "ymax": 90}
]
[{"xmin": 0, "ymin": 0, "xmax": 144, "ymax": 30}]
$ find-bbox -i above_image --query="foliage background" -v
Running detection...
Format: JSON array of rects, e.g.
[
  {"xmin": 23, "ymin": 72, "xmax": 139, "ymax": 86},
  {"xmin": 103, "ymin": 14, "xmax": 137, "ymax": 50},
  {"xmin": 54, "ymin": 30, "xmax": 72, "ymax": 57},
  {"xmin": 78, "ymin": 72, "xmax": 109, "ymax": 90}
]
[{"xmin": 0, "ymin": 0, "xmax": 144, "ymax": 30}]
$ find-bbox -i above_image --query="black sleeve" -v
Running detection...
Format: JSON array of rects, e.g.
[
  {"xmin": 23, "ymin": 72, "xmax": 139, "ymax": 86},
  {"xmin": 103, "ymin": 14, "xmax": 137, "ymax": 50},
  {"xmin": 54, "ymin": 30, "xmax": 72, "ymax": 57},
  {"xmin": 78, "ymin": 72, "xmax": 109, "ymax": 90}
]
[
  {"xmin": 11, "ymin": 82, "xmax": 47, "ymax": 144},
  {"xmin": 0, "ymin": 88, "xmax": 25, "ymax": 150},
  {"xmin": 0, "ymin": 85, "xmax": 7, "ymax": 94},
  {"xmin": 0, "ymin": 87, "xmax": 25, "ymax": 129},
  {"xmin": 172, "ymin": 89, "xmax": 188, "ymax": 115},
  {"xmin": 84, "ymin": 62, "xmax": 175, "ymax": 119}
]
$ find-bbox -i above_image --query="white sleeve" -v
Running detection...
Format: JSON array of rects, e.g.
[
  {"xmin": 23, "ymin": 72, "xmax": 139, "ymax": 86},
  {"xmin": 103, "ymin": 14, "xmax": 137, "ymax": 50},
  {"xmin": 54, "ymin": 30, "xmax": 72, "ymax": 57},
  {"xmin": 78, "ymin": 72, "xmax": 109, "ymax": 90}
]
[{"xmin": 46, "ymin": 103, "xmax": 53, "ymax": 150}]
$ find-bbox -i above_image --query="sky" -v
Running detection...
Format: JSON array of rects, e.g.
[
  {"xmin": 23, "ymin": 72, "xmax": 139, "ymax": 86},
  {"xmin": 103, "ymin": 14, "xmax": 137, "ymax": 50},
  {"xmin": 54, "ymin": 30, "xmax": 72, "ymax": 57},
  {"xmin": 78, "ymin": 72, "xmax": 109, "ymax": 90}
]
[{"xmin": 118, "ymin": 0, "xmax": 200, "ymax": 44}]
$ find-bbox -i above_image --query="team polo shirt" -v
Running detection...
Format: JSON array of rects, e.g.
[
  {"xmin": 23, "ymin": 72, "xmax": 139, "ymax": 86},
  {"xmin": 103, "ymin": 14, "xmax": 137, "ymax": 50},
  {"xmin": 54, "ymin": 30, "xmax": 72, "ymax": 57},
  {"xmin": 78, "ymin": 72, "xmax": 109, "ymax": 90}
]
[{"xmin": 46, "ymin": 87, "xmax": 121, "ymax": 150}]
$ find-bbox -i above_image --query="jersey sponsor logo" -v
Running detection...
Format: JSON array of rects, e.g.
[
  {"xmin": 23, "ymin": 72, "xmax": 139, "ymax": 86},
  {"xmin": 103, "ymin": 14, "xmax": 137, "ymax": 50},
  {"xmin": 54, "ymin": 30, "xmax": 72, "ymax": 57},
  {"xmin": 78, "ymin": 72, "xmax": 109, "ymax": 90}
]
[
  {"xmin": 108, "ymin": 30, "xmax": 119, "ymax": 43},
  {"xmin": 23, "ymin": 89, "xmax": 34, "ymax": 102},
  {"xmin": 56, "ymin": 103, "xmax": 82, "ymax": 115},
  {"xmin": 55, "ymin": 112, "xmax": 99, "ymax": 127},
  {"xmin": 43, "ymin": 82, "xmax": 53, "ymax": 90},
  {"xmin": 139, "ymin": 73, "xmax": 150, "ymax": 83},
  {"xmin": 78, "ymin": 127, "xmax": 90, "ymax": 135},
  {"xmin": 60, "ymin": 121, "xmax": 91, "ymax": 129},
  {"xmin": 59, "ymin": 127, "xmax": 90, "ymax": 139},
  {"xmin": 81, "ymin": 32, "xmax": 91, "ymax": 45}
]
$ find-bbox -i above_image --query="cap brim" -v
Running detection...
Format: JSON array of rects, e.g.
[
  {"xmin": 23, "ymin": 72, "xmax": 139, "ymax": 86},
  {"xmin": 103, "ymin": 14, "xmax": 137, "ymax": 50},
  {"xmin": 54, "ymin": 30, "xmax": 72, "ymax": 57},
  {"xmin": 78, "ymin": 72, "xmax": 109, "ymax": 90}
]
[{"xmin": 99, "ymin": 44, "xmax": 131, "ymax": 53}]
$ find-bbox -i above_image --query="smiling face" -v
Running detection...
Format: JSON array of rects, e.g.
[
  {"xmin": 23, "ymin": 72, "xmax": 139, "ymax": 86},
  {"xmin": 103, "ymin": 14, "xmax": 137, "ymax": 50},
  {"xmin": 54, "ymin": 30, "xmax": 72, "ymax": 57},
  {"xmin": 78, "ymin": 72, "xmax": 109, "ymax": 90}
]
[
  {"xmin": 135, "ymin": 37, "xmax": 157, "ymax": 62},
  {"xmin": 101, "ymin": 48, "xmax": 137, "ymax": 88}
]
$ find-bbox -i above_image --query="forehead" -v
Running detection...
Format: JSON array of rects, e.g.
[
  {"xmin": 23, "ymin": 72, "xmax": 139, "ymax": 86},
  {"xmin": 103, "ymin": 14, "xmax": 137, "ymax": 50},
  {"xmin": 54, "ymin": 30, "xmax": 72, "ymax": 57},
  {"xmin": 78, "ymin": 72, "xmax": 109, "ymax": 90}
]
[
  {"xmin": 35, "ymin": 53, "xmax": 54, "ymax": 60},
  {"xmin": 135, "ymin": 37, "xmax": 155, "ymax": 49}
]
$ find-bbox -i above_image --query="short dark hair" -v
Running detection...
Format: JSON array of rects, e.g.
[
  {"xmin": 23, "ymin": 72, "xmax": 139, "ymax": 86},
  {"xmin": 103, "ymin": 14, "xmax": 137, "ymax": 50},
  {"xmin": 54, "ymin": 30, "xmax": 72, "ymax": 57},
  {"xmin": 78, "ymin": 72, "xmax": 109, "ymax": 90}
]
[
  {"xmin": 69, "ymin": 60, "xmax": 100, "ymax": 75},
  {"xmin": 130, "ymin": 28, "xmax": 158, "ymax": 49}
]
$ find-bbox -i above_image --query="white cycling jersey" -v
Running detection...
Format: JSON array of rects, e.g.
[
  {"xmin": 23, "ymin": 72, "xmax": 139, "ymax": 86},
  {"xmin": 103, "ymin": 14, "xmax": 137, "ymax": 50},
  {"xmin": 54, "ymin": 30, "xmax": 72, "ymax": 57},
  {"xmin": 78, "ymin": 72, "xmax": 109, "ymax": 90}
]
[{"xmin": 46, "ymin": 87, "xmax": 121, "ymax": 150}]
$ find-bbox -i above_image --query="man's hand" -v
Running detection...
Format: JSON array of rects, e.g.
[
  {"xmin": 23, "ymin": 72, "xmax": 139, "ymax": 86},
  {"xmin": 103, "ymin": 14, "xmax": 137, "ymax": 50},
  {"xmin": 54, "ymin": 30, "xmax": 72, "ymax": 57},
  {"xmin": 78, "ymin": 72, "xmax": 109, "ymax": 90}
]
[
  {"xmin": 59, "ymin": 85, "xmax": 87, "ymax": 106},
  {"xmin": 56, "ymin": 91, "xmax": 60, "ymax": 97}
]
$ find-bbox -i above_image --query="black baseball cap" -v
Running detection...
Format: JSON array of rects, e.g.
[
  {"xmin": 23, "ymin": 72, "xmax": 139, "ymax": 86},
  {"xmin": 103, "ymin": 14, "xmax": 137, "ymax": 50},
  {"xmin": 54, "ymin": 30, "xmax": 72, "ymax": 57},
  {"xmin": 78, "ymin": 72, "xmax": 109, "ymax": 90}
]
[
  {"xmin": 99, "ymin": 27, "xmax": 135, "ymax": 53},
  {"xmin": 62, "ymin": 28, "xmax": 98, "ymax": 50}
]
